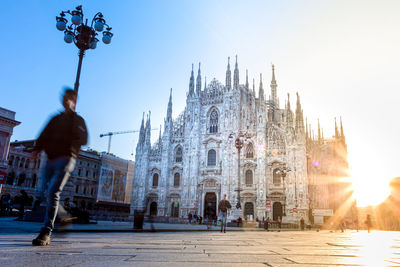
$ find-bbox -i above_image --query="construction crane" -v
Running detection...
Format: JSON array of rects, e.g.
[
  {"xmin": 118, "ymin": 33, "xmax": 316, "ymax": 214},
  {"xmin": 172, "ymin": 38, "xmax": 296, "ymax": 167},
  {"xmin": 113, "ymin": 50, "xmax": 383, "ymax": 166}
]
[{"xmin": 99, "ymin": 128, "xmax": 158, "ymax": 154}]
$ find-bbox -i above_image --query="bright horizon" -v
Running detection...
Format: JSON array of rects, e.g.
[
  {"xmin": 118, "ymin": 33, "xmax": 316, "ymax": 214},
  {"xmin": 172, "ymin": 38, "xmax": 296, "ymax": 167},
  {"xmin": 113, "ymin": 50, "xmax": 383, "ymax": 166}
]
[{"xmin": 2, "ymin": 0, "xmax": 399, "ymax": 207}]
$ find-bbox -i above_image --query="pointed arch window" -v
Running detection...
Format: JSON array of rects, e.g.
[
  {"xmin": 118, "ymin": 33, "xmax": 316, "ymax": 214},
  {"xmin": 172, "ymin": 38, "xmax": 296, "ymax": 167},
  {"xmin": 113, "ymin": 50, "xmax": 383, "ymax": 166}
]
[
  {"xmin": 175, "ymin": 146, "xmax": 183, "ymax": 163},
  {"xmin": 152, "ymin": 173, "xmax": 159, "ymax": 187},
  {"xmin": 207, "ymin": 149, "xmax": 216, "ymax": 166},
  {"xmin": 174, "ymin": 173, "xmax": 180, "ymax": 187},
  {"xmin": 209, "ymin": 109, "xmax": 218, "ymax": 133},
  {"xmin": 245, "ymin": 143, "xmax": 254, "ymax": 159},
  {"xmin": 273, "ymin": 169, "xmax": 281, "ymax": 185},
  {"xmin": 245, "ymin": 170, "xmax": 253, "ymax": 185}
]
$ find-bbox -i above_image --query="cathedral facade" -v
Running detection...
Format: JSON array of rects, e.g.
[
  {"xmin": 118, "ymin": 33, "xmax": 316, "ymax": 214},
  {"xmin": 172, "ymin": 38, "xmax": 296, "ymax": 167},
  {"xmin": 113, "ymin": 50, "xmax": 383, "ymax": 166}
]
[{"xmin": 131, "ymin": 57, "xmax": 310, "ymax": 223}]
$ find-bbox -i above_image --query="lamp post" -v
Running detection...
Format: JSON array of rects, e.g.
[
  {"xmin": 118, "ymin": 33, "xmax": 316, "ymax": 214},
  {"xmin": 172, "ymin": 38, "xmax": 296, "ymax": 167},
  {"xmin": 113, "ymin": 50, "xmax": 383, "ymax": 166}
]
[
  {"xmin": 275, "ymin": 167, "xmax": 291, "ymax": 216},
  {"xmin": 228, "ymin": 132, "xmax": 251, "ymax": 210},
  {"xmin": 56, "ymin": 5, "xmax": 113, "ymax": 94}
]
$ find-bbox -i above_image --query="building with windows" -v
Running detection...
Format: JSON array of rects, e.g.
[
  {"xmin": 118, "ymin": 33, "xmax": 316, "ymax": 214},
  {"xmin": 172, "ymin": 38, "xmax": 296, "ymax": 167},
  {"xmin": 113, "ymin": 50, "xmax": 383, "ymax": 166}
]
[
  {"xmin": 0, "ymin": 107, "xmax": 20, "ymax": 171},
  {"xmin": 2, "ymin": 140, "xmax": 44, "ymax": 197},
  {"xmin": 132, "ymin": 57, "xmax": 315, "ymax": 223},
  {"xmin": 2, "ymin": 139, "xmax": 134, "ymax": 220},
  {"xmin": 63, "ymin": 149, "xmax": 101, "ymax": 212}
]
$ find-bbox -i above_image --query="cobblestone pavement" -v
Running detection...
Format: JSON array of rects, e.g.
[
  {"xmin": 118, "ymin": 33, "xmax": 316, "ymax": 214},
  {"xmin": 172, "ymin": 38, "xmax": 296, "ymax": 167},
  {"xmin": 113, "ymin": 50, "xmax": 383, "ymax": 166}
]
[{"xmin": 0, "ymin": 230, "xmax": 399, "ymax": 267}]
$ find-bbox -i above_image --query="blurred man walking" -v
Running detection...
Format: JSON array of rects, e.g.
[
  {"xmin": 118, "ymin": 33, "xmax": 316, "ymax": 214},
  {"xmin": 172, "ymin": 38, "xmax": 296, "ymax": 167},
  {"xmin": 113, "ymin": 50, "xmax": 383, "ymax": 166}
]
[{"xmin": 32, "ymin": 89, "xmax": 88, "ymax": 246}]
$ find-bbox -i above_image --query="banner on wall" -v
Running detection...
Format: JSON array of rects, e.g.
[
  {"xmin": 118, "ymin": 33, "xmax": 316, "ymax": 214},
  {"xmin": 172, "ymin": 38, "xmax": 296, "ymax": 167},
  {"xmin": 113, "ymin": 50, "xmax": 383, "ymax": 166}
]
[
  {"xmin": 112, "ymin": 169, "xmax": 127, "ymax": 202},
  {"xmin": 97, "ymin": 167, "xmax": 114, "ymax": 200}
]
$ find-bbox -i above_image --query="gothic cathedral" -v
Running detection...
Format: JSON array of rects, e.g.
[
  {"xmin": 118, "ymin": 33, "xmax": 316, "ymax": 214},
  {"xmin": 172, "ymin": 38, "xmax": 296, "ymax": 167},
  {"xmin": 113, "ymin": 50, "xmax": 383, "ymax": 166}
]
[{"xmin": 131, "ymin": 57, "xmax": 310, "ymax": 223}]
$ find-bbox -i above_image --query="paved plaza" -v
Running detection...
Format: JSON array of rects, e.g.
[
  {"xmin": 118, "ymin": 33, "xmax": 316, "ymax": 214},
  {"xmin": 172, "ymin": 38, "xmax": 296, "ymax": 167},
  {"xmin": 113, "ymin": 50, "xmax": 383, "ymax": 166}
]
[{"xmin": 0, "ymin": 228, "xmax": 399, "ymax": 267}]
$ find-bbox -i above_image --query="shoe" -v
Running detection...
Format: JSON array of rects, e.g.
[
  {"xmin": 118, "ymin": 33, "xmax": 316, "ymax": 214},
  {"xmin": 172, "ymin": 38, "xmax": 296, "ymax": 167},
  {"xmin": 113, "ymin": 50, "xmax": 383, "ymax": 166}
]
[{"xmin": 32, "ymin": 230, "xmax": 51, "ymax": 246}]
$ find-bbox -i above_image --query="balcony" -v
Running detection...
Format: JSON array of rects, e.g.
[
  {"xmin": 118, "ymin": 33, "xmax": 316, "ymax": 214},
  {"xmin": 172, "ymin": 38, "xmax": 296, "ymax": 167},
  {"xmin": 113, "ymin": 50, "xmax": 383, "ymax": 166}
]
[{"xmin": 200, "ymin": 165, "xmax": 222, "ymax": 176}]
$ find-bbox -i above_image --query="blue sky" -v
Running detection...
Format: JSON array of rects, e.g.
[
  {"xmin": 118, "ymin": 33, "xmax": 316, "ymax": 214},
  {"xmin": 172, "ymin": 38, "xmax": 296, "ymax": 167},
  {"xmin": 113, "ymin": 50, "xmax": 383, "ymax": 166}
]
[{"xmin": 2, "ymin": 1, "xmax": 400, "ymax": 205}]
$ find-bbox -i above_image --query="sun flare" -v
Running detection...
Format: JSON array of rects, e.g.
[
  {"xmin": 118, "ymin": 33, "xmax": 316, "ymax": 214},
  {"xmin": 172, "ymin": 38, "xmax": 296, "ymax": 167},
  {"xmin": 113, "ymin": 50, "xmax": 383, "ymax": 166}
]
[{"xmin": 350, "ymin": 167, "xmax": 391, "ymax": 207}]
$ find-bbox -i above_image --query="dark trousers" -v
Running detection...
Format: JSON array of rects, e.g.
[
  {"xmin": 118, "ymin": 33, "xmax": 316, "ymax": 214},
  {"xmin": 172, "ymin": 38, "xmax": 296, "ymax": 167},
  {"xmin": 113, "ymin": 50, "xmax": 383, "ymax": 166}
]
[{"xmin": 39, "ymin": 157, "xmax": 76, "ymax": 233}]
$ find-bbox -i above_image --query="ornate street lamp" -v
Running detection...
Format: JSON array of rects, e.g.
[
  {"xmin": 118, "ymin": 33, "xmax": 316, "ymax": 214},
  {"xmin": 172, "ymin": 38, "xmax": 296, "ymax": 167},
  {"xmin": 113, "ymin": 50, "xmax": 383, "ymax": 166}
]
[
  {"xmin": 56, "ymin": 5, "xmax": 113, "ymax": 94},
  {"xmin": 275, "ymin": 167, "xmax": 291, "ymax": 216},
  {"xmin": 228, "ymin": 131, "xmax": 251, "ymax": 210}
]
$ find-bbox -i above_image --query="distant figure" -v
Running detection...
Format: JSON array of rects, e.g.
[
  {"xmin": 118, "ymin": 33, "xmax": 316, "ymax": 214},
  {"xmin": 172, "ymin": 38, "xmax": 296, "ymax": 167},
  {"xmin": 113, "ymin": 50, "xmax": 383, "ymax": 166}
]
[
  {"xmin": 188, "ymin": 212, "xmax": 192, "ymax": 224},
  {"xmin": 300, "ymin": 217, "xmax": 305, "ymax": 231},
  {"xmin": 278, "ymin": 216, "xmax": 282, "ymax": 230},
  {"xmin": 365, "ymin": 214, "xmax": 372, "ymax": 233},
  {"xmin": 14, "ymin": 190, "xmax": 29, "ymax": 221},
  {"xmin": 32, "ymin": 89, "xmax": 88, "ymax": 246},
  {"xmin": 237, "ymin": 217, "xmax": 242, "ymax": 227},
  {"xmin": 264, "ymin": 217, "xmax": 270, "ymax": 231},
  {"xmin": 0, "ymin": 194, "xmax": 10, "ymax": 215},
  {"xmin": 7, "ymin": 198, "xmax": 13, "ymax": 215},
  {"xmin": 19, "ymin": 190, "xmax": 29, "ymax": 220},
  {"xmin": 354, "ymin": 218, "xmax": 359, "ymax": 232},
  {"xmin": 218, "ymin": 194, "xmax": 231, "ymax": 233}
]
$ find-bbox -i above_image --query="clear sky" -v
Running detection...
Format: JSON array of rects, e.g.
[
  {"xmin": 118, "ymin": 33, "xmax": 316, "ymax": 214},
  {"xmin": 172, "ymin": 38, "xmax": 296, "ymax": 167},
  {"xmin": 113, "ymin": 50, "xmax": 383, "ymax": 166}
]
[{"xmin": 2, "ymin": 1, "xmax": 399, "ymax": 206}]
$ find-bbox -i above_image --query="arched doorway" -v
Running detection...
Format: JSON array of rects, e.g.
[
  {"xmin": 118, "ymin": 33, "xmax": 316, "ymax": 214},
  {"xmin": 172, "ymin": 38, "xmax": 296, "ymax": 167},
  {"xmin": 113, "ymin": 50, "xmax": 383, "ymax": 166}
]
[
  {"xmin": 171, "ymin": 201, "xmax": 179, "ymax": 217},
  {"xmin": 273, "ymin": 202, "xmax": 283, "ymax": 221},
  {"xmin": 204, "ymin": 192, "xmax": 217, "ymax": 219},
  {"xmin": 244, "ymin": 202, "xmax": 254, "ymax": 219},
  {"xmin": 150, "ymin": 202, "xmax": 157, "ymax": 216}
]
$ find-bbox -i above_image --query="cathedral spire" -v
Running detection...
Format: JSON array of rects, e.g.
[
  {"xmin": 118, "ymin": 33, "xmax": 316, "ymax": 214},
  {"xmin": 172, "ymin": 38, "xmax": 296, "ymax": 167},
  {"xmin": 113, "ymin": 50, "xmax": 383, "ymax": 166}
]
[
  {"xmin": 145, "ymin": 111, "xmax": 151, "ymax": 146},
  {"xmin": 318, "ymin": 118, "xmax": 321, "ymax": 144},
  {"xmin": 340, "ymin": 116, "xmax": 344, "ymax": 137},
  {"xmin": 270, "ymin": 64, "xmax": 278, "ymax": 106},
  {"xmin": 167, "ymin": 88, "xmax": 172, "ymax": 122},
  {"xmin": 196, "ymin": 62, "xmax": 201, "ymax": 96},
  {"xmin": 322, "ymin": 128, "xmax": 324, "ymax": 142},
  {"xmin": 158, "ymin": 124, "xmax": 162, "ymax": 143},
  {"xmin": 234, "ymin": 55, "xmax": 239, "ymax": 90},
  {"xmin": 335, "ymin": 117, "xmax": 339, "ymax": 138},
  {"xmin": 259, "ymin": 73, "xmax": 264, "ymax": 101},
  {"xmin": 245, "ymin": 69, "xmax": 249, "ymax": 90},
  {"xmin": 189, "ymin": 64, "xmax": 195, "ymax": 96},
  {"xmin": 225, "ymin": 57, "xmax": 231, "ymax": 90},
  {"xmin": 340, "ymin": 116, "xmax": 346, "ymax": 144},
  {"xmin": 252, "ymin": 78, "xmax": 255, "ymax": 96},
  {"xmin": 287, "ymin": 93, "xmax": 291, "ymax": 111},
  {"xmin": 139, "ymin": 112, "xmax": 145, "ymax": 144},
  {"xmin": 204, "ymin": 76, "xmax": 207, "ymax": 91},
  {"xmin": 286, "ymin": 93, "xmax": 292, "ymax": 127},
  {"xmin": 295, "ymin": 92, "xmax": 304, "ymax": 133}
]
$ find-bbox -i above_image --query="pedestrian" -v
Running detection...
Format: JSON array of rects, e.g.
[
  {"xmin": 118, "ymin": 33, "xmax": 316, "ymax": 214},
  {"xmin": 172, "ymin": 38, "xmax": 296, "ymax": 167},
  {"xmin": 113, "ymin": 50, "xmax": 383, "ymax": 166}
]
[
  {"xmin": 365, "ymin": 214, "xmax": 372, "ymax": 233},
  {"xmin": 7, "ymin": 198, "xmax": 13, "ymax": 215},
  {"xmin": 264, "ymin": 217, "xmax": 270, "ymax": 231},
  {"xmin": 218, "ymin": 194, "xmax": 231, "ymax": 233},
  {"xmin": 278, "ymin": 216, "xmax": 282, "ymax": 231},
  {"xmin": 300, "ymin": 217, "xmax": 305, "ymax": 231},
  {"xmin": 17, "ymin": 190, "xmax": 29, "ymax": 220},
  {"xmin": 188, "ymin": 212, "xmax": 192, "ymax": 224},
  {"xmin": 355, "ymin": 217, "xmax": 359, "ymax": 232},
  {"xmin": 31, "ymin": 89, "xmax": 88, "ymax": 246}
]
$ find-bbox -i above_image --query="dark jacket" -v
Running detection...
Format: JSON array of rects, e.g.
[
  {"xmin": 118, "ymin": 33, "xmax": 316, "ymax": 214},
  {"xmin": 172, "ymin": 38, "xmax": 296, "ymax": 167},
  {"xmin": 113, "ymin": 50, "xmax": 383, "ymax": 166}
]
[
  {"xmin": 218, "ymin": 199, "xmax": 232, "ymax": 212},
  {"xmin": 35, "ymin": 111, "xmax": 88, "ymax": 159}
]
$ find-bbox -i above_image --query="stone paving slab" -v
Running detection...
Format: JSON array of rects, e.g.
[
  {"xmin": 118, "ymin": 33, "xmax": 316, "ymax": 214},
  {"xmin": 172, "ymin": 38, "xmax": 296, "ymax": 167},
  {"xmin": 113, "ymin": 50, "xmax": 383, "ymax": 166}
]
[{"xmin": 0, "ymin": 230, "xmax": 399, "ymax": 266}]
